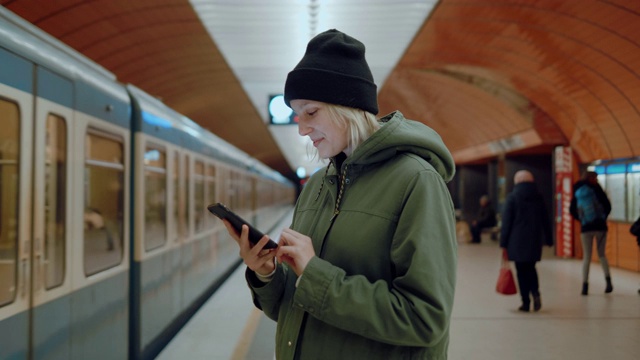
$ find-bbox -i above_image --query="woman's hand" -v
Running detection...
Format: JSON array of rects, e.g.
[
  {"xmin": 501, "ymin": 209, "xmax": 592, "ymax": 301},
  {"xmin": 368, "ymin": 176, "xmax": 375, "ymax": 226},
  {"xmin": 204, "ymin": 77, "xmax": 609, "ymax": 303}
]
[
  {"xmin": 222, "ymin": 220, "xmax": 276, "ymax": 276},
  {"xmin": 276, "ymin": 228, "xmax": 316, "ymax": 276}
]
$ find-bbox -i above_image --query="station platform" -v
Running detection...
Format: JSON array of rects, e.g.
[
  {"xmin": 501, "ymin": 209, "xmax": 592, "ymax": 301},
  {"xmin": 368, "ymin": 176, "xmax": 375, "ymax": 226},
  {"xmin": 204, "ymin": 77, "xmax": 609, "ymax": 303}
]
[{"xmin": 157, "ymin": 222, "xmax": 640, "ymax": 360}]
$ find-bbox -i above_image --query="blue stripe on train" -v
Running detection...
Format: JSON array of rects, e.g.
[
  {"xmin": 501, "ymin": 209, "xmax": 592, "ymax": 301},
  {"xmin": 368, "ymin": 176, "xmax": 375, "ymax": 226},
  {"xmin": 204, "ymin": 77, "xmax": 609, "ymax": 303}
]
[
  {"xmin": 37, "ymin": 66, "xmax": 72, "ymax": 108},
  {"xmin": 76, "ymin": 80, "xmax": 130, "ymax": 128},
  {"xmin": 0, "ymin": 47, "xmax": 33, "ymax": 93}
]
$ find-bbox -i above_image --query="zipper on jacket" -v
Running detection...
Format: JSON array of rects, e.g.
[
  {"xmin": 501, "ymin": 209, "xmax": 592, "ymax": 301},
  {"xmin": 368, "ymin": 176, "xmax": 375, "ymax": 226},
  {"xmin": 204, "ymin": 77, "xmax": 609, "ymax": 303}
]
[{"xmin": 330, "ymin": 164, "xmax": 348, "ymax": 222}]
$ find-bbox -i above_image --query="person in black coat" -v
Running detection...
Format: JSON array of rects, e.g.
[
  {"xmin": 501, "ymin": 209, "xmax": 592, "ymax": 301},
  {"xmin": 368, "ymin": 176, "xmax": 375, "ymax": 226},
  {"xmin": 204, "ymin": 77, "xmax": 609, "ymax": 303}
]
[
  {"xmin": 569, "ymin": 170, "xmax": 613, "ymax": 295},
  {"xmin": 500, "ymin": 170, "xmax": 553, "ymax": 312}
]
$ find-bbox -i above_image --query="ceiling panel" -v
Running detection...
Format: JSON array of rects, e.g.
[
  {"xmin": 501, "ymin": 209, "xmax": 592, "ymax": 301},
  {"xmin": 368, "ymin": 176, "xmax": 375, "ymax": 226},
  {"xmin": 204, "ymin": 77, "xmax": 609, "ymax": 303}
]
[
  {"xmin": 3, "ymin": 0, "xmax": 639, "ymax": 174},
  {"xmin": 2, "ymin": 0, "xmax": 295, "ymax": 179},
  {"xmin": 190, "ymin": 0, "xmax": 439, "ymax": 175},
  {"xmin": 384, "ymin": 0, "xmax": 640, "ymax": 163}
]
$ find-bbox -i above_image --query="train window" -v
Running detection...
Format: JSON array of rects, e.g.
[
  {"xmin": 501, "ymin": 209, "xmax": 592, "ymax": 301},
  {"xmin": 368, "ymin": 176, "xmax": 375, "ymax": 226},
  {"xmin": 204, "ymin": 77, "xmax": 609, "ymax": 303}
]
[
  {"xmin": 194, "ymin": 160, "xmax": 205, "ymax": 233},
  {"xmin": 44, "ymin": 114, "xmax": 67, "ymax": 289},
  {"xmin": 83, "ymin": 130, "xmax": 124, "ymax": 276},
  {"xmin": 0, "ymin": 99, "xmax": 19, "ymax": 307},
  {"xmin": 240, "ymin": 173, "xmax": 247, "ymax": 210},
  {"xmin": 251, "ymin": 177, "xmax": 257, "ymax": 211},
  {"xmin": 172, "ymin": 152, "xmax": 179, "ymax": 242},
  {"xmin": 183, "ymin": 155, "xmax": 190, "ymax": 238},
  {"xmin": 206, "ymin": 164, "xmax": 216, "ymax": 228},
  {"xmin": 144, "ymin": 145, "xmax": 167, "ymax": 251},
  {"xmin": 229, "ymin": 171, "xmax": 237, "ymax": 210}
]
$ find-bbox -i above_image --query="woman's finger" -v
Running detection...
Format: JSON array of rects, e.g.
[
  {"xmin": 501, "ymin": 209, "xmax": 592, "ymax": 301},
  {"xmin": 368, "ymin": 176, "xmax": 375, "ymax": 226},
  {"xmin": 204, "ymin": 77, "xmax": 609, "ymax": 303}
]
[
  {"xmin": 246, "ymin": 243, "xmax": 277, "ymax": 273},
  {"xmin": 279, "ymin": 229, "xmax": 301, "ymax": 246},
  {"xmin": 249, "ymin": 235, "xmax": 273, "ymax": 255}
]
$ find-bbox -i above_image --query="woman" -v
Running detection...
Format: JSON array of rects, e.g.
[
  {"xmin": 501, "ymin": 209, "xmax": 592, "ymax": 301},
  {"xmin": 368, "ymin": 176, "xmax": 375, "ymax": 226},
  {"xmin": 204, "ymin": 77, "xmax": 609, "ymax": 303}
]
[
  {"xmin": 500, "ymin": 170, "xmax": 553, "ymax": 312},
  {"xmin": 569, "ymin": 170, "xmax": 613, "ymax": 295},
  {"xmin": 223, "ymin": 29, "xmax": 457, "ymax": 359}
]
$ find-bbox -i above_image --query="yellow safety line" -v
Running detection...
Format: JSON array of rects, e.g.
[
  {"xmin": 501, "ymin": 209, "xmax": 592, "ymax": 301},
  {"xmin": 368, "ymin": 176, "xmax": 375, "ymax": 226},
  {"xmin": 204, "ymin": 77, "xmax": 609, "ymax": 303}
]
[{"xmin": 231, "ymin": 307, "xmax": 264, "ymax": 360}]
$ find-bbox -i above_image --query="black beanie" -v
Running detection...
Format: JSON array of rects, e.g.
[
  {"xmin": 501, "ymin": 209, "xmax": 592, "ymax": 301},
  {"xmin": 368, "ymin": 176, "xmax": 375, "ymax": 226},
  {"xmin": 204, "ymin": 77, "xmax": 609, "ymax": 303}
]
[{"xmin": 284, "ymin": 29, "xmax": 379, "ymax": 115}]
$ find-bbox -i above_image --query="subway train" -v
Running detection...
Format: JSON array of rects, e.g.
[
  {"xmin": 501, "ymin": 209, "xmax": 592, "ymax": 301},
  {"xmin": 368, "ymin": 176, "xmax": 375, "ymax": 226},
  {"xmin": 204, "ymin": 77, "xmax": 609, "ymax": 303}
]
[{"xmin": 0, "ymin": 7, "xmax": 295, "ymax": 360}]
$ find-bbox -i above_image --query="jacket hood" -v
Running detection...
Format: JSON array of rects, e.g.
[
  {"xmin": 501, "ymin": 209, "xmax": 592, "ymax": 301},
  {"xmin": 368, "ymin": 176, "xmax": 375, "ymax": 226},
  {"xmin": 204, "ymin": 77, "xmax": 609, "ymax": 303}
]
[{"xmin": 345, "ymin": 111, "xmax": 455, "ymax": 182}]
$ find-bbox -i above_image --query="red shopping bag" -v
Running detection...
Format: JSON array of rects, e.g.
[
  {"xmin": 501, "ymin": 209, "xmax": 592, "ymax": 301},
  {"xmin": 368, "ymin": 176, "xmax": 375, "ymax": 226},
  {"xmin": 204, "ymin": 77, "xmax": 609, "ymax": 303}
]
[{"xmin": 496, "ymin": 249, "xmax": 517, "ymax": 295}]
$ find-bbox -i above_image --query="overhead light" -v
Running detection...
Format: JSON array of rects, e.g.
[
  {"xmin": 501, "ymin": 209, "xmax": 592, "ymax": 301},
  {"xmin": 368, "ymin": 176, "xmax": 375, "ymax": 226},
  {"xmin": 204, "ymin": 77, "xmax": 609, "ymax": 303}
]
[
  {"xmin": 269, "ymin": 94, "xmax": 296, "ymax": 125},
  {"xmin": 296, "ymin": 166, "xmax": 307, "ymax": 178}
]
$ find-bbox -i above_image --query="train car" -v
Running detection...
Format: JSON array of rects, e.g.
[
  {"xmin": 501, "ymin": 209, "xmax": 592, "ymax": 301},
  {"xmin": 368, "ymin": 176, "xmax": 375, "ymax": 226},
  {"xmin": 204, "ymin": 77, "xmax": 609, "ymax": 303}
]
[
  {"xmin": 126, "ymin": 85, "xmax": 294, "ymax": 359},
  {"xmin": 0, "ymin": 7, "xmax": 295, "ymax": 360}
]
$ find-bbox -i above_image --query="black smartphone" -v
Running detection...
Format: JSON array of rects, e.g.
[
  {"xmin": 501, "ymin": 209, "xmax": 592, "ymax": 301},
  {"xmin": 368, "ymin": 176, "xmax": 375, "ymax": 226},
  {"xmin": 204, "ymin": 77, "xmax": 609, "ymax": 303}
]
[{"xmin": 207, "ymin": 203, "xmax": 278, "ymax": 249}]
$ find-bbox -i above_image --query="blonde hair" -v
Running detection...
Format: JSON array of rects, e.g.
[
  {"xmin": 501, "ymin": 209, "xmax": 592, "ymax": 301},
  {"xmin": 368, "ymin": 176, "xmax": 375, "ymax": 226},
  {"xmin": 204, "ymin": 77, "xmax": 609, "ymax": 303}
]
[{"xmin": 307, "ymin": 103, "xmax": 380, "ymax": 160}]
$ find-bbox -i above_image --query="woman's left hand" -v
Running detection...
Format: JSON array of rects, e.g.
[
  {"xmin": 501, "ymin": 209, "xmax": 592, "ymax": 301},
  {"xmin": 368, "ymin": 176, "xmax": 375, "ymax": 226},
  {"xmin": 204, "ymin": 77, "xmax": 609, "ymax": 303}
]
[{"xmin": 276, "ymin": 228, "xmax": 316, "ymax": 276}]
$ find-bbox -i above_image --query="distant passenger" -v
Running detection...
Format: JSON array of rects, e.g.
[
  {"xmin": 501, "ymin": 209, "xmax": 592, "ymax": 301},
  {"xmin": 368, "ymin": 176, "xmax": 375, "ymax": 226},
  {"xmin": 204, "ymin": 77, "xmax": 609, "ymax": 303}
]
[
  {"xmin": 470, "ymin": 194, "xmax": 497, "ymax": 243},
  {"xmin": 84, "ymin": 208, "xmax": 114, "ymax": 251},
  {"xmin": 631, "ymin": 214, "xmax": 640, "ymax": 294},
  {"xmin": 569, "ymin": 170, "xmax": 612, "ymax": 295},
  {"xmin": 221, "ymin": 29, "xmax": 457, "ymax": 359},
  {"xmin": 637, "ymin": 234, "xmax": 640, "ymax": 295},
  {"xmin": 500, "ymin": 170, "xmax": 553, "ymax": 312}
]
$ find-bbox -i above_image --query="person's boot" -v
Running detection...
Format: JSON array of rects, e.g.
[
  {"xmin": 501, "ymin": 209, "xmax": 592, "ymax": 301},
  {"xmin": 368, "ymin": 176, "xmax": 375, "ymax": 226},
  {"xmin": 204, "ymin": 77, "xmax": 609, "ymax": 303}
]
[
  {"xmin": 605, "ymin": 276, "xmax": 613, "ymax": 293},
  {"xmin": 533, "ymin": 295, "xmax": 542, "ymax": 312},
  {"xmin": 581, "ymin": 282, "xmax": 589, "ymax": 296}
]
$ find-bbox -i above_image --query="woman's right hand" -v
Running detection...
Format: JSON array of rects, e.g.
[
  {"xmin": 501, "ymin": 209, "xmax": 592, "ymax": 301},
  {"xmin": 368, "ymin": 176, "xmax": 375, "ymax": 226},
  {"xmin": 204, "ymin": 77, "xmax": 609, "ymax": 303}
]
[{"xmin": 222, "ymin": 220, "xmax": 276, "ymax": 276}]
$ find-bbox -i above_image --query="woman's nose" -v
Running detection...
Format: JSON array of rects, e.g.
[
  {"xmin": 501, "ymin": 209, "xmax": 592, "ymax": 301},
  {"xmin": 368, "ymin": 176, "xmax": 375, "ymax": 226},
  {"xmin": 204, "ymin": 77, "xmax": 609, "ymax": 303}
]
[{"xmin": 298, "ymin": 121, "xmax": 312, "ymax": 136}]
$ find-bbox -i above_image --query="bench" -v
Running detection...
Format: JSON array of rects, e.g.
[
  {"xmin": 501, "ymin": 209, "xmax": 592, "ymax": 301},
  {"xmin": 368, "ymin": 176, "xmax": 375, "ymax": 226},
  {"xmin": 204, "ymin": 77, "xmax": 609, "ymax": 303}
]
[
  {"xmin": 481, "ymin": 226, "xmax": 500, "ymax": 241},
  {"xmin": 480, "ymin": 214, "xmax": 501, "ymax": 241}
]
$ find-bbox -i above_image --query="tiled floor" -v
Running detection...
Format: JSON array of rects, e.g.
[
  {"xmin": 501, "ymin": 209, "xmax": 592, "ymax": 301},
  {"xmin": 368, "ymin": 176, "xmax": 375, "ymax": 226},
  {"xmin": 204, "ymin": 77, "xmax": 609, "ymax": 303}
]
[
  {"xmin": 158, "ymin": 226, "xmax": 640, "ymax": 360},
  {"xmin": 450, "ymin": 240, "xmax": 640, "ymax": 360}
]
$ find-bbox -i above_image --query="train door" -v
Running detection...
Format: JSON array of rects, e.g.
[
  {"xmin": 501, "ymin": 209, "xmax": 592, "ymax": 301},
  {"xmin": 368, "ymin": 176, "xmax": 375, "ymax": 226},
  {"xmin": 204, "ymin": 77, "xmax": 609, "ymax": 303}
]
[
  {"xmin": 30, "ymin": 66, "xmax": 74, "ymax": 359},
  {"xmin": 0, "ymin": 50, "xmax": 73, "ymax": 359},
  {"xmin": 0, "ymin": 46, "xmax": 34, "ymax": 360}
]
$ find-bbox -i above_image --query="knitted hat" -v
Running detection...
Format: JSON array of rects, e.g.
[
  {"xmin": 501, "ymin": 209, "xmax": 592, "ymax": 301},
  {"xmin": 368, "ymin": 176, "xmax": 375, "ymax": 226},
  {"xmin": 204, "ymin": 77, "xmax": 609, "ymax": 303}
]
[{"xmin": 284, "ymin": 29, "xmax": 378, "ymax": 115}]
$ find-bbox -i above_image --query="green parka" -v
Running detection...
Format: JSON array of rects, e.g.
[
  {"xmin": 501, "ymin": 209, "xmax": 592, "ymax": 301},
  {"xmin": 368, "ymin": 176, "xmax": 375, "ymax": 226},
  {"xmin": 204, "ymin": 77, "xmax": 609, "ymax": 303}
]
[{"xmin": 247, "ymin": 111, "xmax": 458, "ymax": 359}]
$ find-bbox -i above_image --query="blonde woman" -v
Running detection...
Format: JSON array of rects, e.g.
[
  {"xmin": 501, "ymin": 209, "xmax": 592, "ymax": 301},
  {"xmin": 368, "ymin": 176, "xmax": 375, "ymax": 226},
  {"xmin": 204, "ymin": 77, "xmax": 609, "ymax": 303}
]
[{"xmin": 223, "ymin": 29, "xmax": 457, "ymax": 359}]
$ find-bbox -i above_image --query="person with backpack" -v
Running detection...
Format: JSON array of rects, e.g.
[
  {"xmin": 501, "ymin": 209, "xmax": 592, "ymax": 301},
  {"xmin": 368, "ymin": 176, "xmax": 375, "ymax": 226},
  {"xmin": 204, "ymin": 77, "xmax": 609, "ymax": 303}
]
[{"xmin": 570, "ymin": 170, "xmax": 613, "ymax": 295}]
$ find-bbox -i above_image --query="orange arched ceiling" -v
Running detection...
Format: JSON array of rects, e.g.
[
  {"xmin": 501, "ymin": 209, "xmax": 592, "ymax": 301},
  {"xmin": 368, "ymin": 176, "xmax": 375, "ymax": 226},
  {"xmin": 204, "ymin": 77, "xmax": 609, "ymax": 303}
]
[
  {"xmin": 380, "ymin": 0, "xmax": 640, "ymax": 164},
  {"xmin": 3, "ymin": 0, "xmax": 639, "ymax": 172},
  {"xmin": 1, "ymin": 0, "xmax": 296, "ymax": 179}
]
